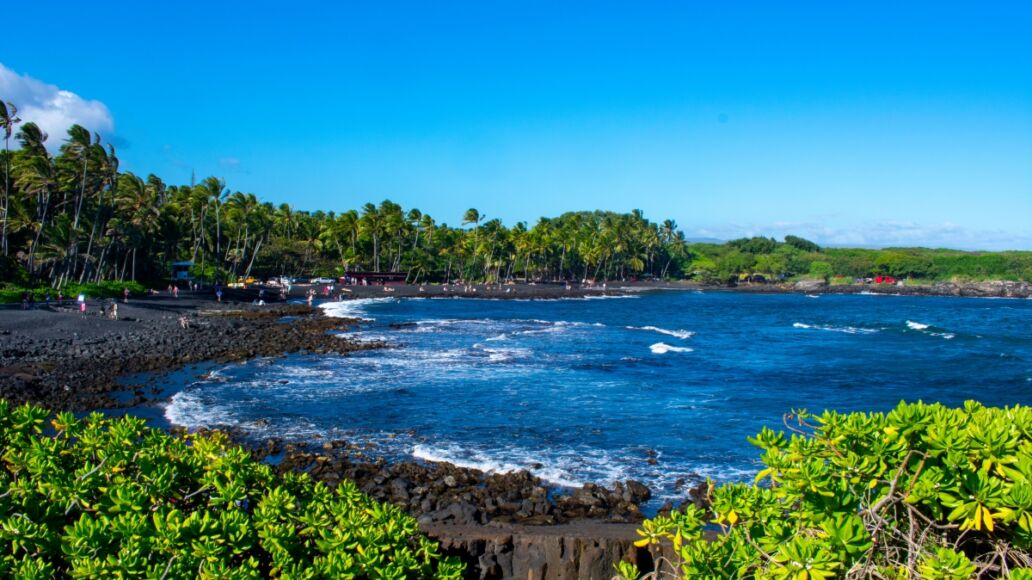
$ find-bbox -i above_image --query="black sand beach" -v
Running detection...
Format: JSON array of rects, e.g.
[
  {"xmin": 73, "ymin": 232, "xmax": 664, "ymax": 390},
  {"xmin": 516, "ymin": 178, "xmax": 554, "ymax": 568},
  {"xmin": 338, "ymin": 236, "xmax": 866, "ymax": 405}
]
[
  {"xmin": 0, "ymin": 286, "xmax": 686, "ymax": 577},
  {"xmin": 4, "ymin": 279, "xmax": 1025, "ymax": 577}
]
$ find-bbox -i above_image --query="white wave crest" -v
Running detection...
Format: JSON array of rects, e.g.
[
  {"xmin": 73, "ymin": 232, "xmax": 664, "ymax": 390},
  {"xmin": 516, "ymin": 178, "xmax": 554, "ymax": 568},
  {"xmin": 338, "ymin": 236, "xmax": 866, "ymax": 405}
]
[
  {"xmin": 559, "ymin": 294, "xmax": 640, "ymax": 301},
  {"xmin": 412, "ymin": 443, "xmax": 589, "ymax": 488},
  {"xmin": 319, "ymin": 297, "xmax": 396, "ymax": 320},
  {"xmin": 475, "ymin": 346, "xmax": 532, "ymax": 363},
  {"xmin": 164, "ymin": 391, "xmax": 238, "ymax": 429},
  {"xmin": 793, "ymin": 322, "xmax": 879, "ymax": 335},
  {"xmin": 649, "ymin": 342, "xmax": 694, "ymax": 354},
  {"xmin": 333, "ymin": 330, "xmax": 392, "ymax": 344},
  {"xmin": 906, "ymin": 320, "xmax": 930, "ymax": 330},
  {"xmin": 627, "ymin": 326, "xmax": 695, "ymax": 340}
]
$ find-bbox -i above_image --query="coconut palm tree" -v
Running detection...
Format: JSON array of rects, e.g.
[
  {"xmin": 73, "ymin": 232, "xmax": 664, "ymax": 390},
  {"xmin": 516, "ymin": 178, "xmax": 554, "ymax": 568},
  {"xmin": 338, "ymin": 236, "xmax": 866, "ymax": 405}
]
[
  {"xmin": 114, "ymin": 172, "xmax": 160, "ymax": 281},
  {"xmin": 0, "ymin": 99, "xmax": 21, "ymax": 256},
  {"xmin": 79, "ymin": 140, "xmax": 118, "ymax": 283},
  {"xmin": 13, "ymin": 123, "xmax": 54, "ymax": 276},
  {"xmin": 198, "ymin": 176, "xmax": 227, "ymax": 260},
  {"xmin": 359, "ymin": 202, "xmax": 384, "ymax": 271}
]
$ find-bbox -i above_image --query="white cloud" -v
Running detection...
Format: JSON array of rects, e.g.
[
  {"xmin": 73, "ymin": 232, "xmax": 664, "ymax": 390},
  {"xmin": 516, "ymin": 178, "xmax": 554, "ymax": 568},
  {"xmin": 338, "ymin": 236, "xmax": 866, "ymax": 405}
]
[
  {"xmin": 689, "ymin": 221, "xmax": 1032, "ymax": 251},
  {"xmin": 0, "ymin": 63, "xmax": 114, "ymax": 151}
]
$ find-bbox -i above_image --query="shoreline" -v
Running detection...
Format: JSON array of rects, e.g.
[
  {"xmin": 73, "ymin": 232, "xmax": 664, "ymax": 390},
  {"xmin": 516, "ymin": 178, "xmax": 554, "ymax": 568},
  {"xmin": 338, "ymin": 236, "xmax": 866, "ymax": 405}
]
[
  {"xmin": 3, "ymin": 282, "xmax": 1026, "ymax": 576},
  {"xmin": 0, "ymin": 293, "xmax": 701, "ymax": 575},
  {"xmin": 714, "ymin": 279, "xmax": 1032, "ymax": 299},
  {"xmin": 285, "ymin": 278, "xmax": 1032, "ymax": 301}
]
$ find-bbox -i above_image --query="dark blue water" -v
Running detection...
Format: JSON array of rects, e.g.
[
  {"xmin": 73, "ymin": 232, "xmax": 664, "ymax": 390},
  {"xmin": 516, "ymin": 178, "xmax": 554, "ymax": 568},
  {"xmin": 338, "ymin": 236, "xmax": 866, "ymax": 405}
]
[{"xmin": 161, "ymin": 291, "xmax": 1032, "ymax": 507}]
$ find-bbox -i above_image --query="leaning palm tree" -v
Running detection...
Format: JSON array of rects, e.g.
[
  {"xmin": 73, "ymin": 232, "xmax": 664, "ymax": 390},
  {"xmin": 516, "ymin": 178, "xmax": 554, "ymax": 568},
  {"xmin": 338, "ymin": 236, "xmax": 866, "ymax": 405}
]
[
  {"xmin": 0, "ymin": 99, "xmax": 22, "ymax": 256},
  {"xmin": 13, "ymin": 128, "xmax": 53, "ymax": 276},
  {"xmin": 79, "ymin": 140, "xmax": 119, "ymax": 283}
]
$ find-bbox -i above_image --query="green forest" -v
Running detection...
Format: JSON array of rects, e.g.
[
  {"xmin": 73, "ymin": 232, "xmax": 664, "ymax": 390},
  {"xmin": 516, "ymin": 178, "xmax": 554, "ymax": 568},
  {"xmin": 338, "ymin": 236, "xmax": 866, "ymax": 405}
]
[{"xmin": 2, "ymin": 100, "xmax": 1031, "ymax": 291}]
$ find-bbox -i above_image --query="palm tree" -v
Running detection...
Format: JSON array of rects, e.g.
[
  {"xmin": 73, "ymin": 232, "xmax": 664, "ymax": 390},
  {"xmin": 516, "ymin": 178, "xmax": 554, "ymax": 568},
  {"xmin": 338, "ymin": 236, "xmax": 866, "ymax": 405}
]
[
  {"xmin": 0, "ymin": 100, "xmax": 21, "ymax": 256},
  {"xmin": 462, "ymin": 208, "xmax": 483, "ymax": 280},
  {"xmin": 199, "ymin": 176, "xmax": 227, "ymax": 260},
  {"xmin": 377, "ymin": 200, "xmax": 405, "ymax": 272},
  {"xmin": 114, "ymin": 172, "xmax": 160, "ymax": 281},
  {"xmin": 407, "ymin": 208, "xmax": 423, "ymax": 250},
  {"xmin": 359, "ymin": 202, "xmax": 384, "ymax": 271},
  {"xmin": 79, "ymin": 140, "xmax": 118, "ymax": 282}
]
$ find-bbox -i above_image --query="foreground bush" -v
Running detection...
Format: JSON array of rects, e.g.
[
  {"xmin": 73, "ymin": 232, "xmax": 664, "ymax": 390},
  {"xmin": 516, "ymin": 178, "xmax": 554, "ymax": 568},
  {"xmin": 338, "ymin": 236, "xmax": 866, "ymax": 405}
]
[
  {"xmin": 621, "ymin": 401, "xmax": 1032, "ymax": 579},
  {"xmin": 0, "ymin": 280, "xmax": 148, "ymax": 304},
  {"xmin": 0, "ymin": 401, "xmax": 463, "ymax": 578}
]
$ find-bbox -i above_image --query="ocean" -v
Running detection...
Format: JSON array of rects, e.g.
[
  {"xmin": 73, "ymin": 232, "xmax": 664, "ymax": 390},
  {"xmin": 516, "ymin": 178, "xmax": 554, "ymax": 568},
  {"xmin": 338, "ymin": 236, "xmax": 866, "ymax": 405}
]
[{"xmin": 160, "ymin": 290, "xmax": 1032, "ymax": 509}]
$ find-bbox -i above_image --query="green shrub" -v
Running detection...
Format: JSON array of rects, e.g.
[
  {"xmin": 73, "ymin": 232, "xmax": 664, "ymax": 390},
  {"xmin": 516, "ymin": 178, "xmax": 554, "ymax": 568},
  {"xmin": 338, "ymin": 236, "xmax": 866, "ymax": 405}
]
[
  {"xmin": 0, "ymin": 401, "xmax": 463, "ymax": 578},
  {"xmin": 0, "ymin": 281, "xmax": 147, "ymax": 304},
  {"xmin": 620, "ymin": 401, "xmax": 1032, "ymax": 579}
]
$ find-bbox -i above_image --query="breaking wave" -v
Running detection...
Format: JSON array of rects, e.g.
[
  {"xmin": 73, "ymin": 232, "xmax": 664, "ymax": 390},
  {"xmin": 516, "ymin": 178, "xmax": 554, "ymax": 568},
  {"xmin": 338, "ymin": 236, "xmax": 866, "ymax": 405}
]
[
  {"xmin": 650, "ymin": 342, "xmax": 694, "ymax": 354},
  {"xmin": 793, "ymin": 322, "xmax": 879, "ymax": 335},
  {"xmin": 627, "ymin": 325, "xmax": 695, "ymax": 340},
  {"xmin": 320, "ymin": 297, "xmax": 397, "ymax": 320}
]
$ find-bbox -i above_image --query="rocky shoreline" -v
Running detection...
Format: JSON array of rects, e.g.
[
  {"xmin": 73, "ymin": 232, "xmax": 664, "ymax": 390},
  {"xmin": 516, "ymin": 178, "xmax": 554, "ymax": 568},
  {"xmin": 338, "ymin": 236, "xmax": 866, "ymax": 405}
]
[
  {"xmin": 234, "ymin": 432, "xmax": 705, "ymax": 526},
  {"xmin": 7, "ymin": 281, "xmax": 1020, "ymax": 577},
  {"xmin": 0, "ymin": 298, "xmax": 376, "ymax": 410},
  {"xmin": 725, "ymin": 278, "xmax": 1032, "ymax": 299},
  {"xmin": 0, "ymin": 292, "xmax": 698, "ymax": 578},
  {"xmin": 286, "ymin": 278, "xmax": 1032, "ymax": 300}
]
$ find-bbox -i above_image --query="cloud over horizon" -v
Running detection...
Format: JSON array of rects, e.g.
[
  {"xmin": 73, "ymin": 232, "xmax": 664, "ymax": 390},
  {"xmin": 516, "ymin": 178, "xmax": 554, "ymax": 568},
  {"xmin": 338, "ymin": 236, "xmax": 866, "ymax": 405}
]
[{"xmin": 0, "ymin": 63, "xmax": 114, "ymax": 151}]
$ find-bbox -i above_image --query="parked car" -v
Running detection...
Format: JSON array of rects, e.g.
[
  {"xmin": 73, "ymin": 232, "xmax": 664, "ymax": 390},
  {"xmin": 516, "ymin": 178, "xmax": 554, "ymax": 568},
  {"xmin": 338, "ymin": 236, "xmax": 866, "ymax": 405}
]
[{"xmin": 311, "ymin": 277, "xmax": 335, "ymax": 284}]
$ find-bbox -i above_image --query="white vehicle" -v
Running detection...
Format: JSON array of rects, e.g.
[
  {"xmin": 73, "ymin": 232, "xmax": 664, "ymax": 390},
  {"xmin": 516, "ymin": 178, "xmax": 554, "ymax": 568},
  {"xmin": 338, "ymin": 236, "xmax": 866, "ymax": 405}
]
[{"xmin": 311, "ymin": 277, "xmax": 335, "ymax": 284}]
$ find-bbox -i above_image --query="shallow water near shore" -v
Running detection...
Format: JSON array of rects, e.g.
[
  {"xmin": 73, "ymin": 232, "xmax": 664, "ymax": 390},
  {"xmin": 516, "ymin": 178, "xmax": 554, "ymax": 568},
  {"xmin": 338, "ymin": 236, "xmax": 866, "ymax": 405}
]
[{"xmin": 153, "ymin": 291, "xmax": 1032, "ymax": 510}]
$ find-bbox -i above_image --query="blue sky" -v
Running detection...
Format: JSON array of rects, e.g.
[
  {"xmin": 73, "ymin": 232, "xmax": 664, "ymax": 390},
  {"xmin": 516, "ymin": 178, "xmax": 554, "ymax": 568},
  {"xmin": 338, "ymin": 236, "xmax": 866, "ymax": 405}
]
[{"xmin": 2, "ymin": 1, "xmax": 1030, "ymax": 249}]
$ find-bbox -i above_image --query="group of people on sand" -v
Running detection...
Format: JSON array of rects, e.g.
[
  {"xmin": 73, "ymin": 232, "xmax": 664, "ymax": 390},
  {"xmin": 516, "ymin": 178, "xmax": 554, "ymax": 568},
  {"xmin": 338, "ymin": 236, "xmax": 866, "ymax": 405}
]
[
  {"xmin": 304, "ymin": 285, "xmax": 355, "ymax": 304},
  {"xmin": 19, "ymin": 291, "xmax": 43, "ymax": 310},
  {"xmin": 66, "ymin": 293, "xmax": 119, "ymax": 320}
]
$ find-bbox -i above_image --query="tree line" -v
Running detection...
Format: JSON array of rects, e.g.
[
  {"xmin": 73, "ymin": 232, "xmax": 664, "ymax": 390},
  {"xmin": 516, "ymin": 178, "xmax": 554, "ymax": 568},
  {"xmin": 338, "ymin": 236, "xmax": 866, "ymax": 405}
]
[{"xmin": 1, "ymin": 99, "xmax": 1030, "ymax": 289}]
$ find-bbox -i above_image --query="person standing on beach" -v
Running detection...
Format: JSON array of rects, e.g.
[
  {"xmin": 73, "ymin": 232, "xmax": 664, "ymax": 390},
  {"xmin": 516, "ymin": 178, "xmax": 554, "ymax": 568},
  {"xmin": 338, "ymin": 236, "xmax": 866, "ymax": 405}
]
[
  {"xmin": 173, "ymin": 285, "xmax": 179, "ymax": 298},
  {"xmin": 78, "ymin": 293, "xmax": 86, "ymax": 317},
  {"xmin": 123, "ymin": 287, "xmax": 130, "ymax": 303}
]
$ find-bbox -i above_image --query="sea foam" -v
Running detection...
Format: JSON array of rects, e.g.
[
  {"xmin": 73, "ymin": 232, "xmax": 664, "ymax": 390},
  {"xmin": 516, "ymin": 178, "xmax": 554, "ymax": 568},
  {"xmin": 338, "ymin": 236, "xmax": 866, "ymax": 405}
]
[
  {"xmin": 319, "ymin": 297, "xmax": 396, "ymax": 320},
  {"xmin": 628, "ymin": 325, "xmax": 695, "ymax": 340},
  {"xmin": 793, "ymin": 322, "xmax": 879, "ymax": 335},
  {"xmin": 649, "ymin": 342, "xmax": 693, "ymax": 354},
  {"xmin": 411, "ymin": 444, "xmax": 584, "ymax": 488},
  {"xmin": 164, "ymin": 391, "xmax": 237, "ymax": 430}
]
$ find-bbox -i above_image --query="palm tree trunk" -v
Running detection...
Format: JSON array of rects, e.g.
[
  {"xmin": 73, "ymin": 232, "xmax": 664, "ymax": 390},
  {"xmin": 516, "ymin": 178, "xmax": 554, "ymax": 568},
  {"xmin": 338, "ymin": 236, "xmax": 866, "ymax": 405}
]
[
  {"xmin": 373, "ymin": 235, "xmax": 380, "ymax": 271},
  {"xmin": 558, "ymin": 244, "xmax": 567, "ymax": 282},
  {"xmin": 243, "ymin": 237, "xmax": 263, "ymax": 280},
  {"xmin": 1, "ymin": 135, "xmax": 10, "ymax": 256}
]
